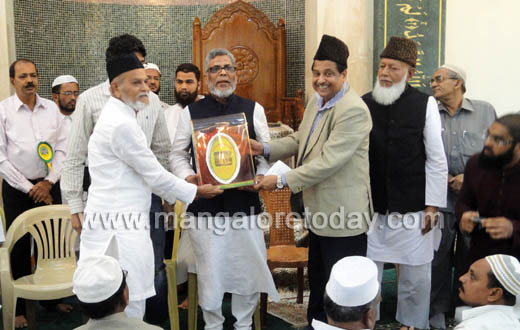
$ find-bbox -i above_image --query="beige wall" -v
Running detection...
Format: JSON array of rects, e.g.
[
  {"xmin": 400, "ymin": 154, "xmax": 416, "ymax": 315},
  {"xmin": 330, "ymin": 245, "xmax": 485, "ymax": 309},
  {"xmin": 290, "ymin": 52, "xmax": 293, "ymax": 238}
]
[
  {"xmin": 445, "ymin": 0, "xmax": 520, "ymax": 116},
  {"xmin": 305, "ymin": 0, "xmax": 373, "ymax": 102},
  {"xmin": 0, "ymin": 0, "xmax": 15, "ymax": 99}
]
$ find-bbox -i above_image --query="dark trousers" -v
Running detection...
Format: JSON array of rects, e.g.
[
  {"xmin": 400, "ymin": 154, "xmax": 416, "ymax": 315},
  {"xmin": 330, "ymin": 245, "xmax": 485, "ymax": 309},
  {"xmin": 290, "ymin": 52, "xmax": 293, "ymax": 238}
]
[
  {"xmin": 430, "ymin": 212, "xmax": 457, "ymax": 317},
  {"xmin": 145, "ymin": 194, "xmax": 169, "ymax": 325},
  {"xmin": 306, "ymin": 231, "xmax": 367, "ymax": 326},
  {"xmin": 3, "ymin": 179, "xmax": 62, "ymax": 316}
]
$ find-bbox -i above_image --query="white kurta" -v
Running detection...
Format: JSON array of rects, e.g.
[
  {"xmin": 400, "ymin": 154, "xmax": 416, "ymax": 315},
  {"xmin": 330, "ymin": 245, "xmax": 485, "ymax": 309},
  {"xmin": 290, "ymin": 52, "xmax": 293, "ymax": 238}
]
[
  {"xmin": 164, "ymin": 102, "xmax": 197, "ymax": 284},
  {"xmin": 164, "ymin": 103, "xmax": 184, "ymax": 145},
  {"xmin": 164, "ymin": 96, "xmax": 204, "ymax": 145},
  {"xmin": 80, "ymin": 96, "xmax": 197, "ymax": 301},
  {"xmin": 455, "ymin": 305, "xmax": 520, "ymax": 330},
  {"xmin": 367, "ymin": 96, "xmax": 448, "ymax": 265},
  {"xmin": 170, "ymin": 99, "xmax": 279, "ymax": 310}
]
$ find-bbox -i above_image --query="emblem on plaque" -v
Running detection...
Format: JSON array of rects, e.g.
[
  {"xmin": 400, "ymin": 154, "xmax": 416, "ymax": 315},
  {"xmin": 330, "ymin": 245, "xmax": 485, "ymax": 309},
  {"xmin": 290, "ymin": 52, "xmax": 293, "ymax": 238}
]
[{"xmin": 191, "ymin": 113, "xmax": 255, "ymax": 189}]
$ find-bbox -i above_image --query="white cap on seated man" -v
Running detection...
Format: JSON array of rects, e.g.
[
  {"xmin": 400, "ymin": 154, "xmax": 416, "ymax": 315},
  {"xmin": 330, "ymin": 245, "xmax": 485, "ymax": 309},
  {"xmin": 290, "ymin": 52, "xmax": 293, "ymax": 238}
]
[
  {"xmin": 73, "ymin": 242, "xmax": 161, "ymax": 330},
  {"xmin": 455, "ymin": 254, "xmax": 520, "ymax": 330},
  {"xmin": 312, "ymin": 256, "xmax": 380, "ymax": 330}
]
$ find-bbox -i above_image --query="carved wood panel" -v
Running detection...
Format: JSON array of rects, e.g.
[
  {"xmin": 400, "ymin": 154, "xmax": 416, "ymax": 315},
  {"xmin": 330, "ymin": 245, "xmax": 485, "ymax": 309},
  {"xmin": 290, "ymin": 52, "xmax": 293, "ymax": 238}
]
[{"xmin": 193, "ymin": 0, "xmax": 303, "ymax": 126}]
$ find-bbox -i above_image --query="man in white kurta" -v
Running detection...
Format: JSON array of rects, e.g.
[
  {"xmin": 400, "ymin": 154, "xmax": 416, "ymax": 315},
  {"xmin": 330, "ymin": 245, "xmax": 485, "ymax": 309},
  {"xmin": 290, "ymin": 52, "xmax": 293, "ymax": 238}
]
[
  {"xmin": 79, "ymin": 53, "xmax": 220, "ymax": 319},
  {"xmin": 164, "ymin": 63, "xmax": 203, "ymax": 286},
  {"xmin": 362, "ymin": 37, "xmax": 448, "ymax": 329},
  {"xmin": 170, "ymin": 48, "xmax": 279, "ymax": 330},
  {"xmin": 455, "ymin": 254, "xmax": 520, "ymax": 330}
]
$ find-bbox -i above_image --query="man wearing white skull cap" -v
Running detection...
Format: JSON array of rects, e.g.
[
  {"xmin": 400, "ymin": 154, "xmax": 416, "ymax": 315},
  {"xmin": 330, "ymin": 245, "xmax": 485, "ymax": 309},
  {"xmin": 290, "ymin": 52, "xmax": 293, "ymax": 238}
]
[
  {"xmin": 455, "ymin": 254, "xmax": 520, "ymax": 329},
  {"xmin": 52, "ymin": 75, "xmax": 80, "ymax": 136},
  {"xmin": 312, "ymin": 256, "xmax": 380, "ymax": 330},
  {"xmin": 429, "ymin": 63, "xmax": 496, "ymax": 329},
  {"xmin": 144, "ymin": 62, "xmax": 169, "ymax": 110},
  {"xmin": 73, "ymin": 254, "xmax": 161, "ymax": 329}
]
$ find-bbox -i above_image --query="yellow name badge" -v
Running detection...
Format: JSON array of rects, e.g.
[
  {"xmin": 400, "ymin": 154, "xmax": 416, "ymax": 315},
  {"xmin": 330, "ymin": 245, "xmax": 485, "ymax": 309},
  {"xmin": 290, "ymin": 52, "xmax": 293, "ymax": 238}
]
[
  {"xmin": 206, "ymin": 132, "xmax": 241, "ymax": 184},
  {"xmin": 37, "ymin": 142, "xmax": 54, "ymax": 175}
]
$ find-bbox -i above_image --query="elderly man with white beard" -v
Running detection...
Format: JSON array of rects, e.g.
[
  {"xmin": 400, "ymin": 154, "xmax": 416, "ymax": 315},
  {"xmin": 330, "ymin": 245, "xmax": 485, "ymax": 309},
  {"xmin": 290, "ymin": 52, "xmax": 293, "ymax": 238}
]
[
  {"xmin": 362, "ymin": 36, "xmax": 448, "ymax": 330},
  {"xmin": 171, "ymin": 48, "xmax": 279, "ymax": 330},
  {"xmin": 79, "ymin": 53, "xmax": 222, "ymax": 319}
]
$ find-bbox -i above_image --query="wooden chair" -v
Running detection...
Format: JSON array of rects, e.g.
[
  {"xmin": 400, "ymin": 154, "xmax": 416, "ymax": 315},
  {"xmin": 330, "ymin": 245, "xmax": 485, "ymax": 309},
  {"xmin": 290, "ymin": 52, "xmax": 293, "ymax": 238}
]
[
  {"xmin": 192, "ymin": 0, "xmax": 304, "ymax": 128},
  {"xmin": 259, "ymin": 188, "xmax": 308, "ymax": 328},
  {"xmin": 0, "ymin": 206, "xmax": 5, "ymax": 245},
  {"xmin": 0, "ymin": 206, "xmax": 5, "ymax": 236},
  {"xmin": 164, "ymin": 202, "xmax": 199, "ymax": 330},
  {"xmin": 0, "ymin": 205, "xmax": 77, "ymax": 330},
  {"xmin": 164, "ymin": 202, "xmax": 183, "ymax": 330},
  {"xmin": 167, "ymin": 202, "xmax": 261, "ymax": 330}
]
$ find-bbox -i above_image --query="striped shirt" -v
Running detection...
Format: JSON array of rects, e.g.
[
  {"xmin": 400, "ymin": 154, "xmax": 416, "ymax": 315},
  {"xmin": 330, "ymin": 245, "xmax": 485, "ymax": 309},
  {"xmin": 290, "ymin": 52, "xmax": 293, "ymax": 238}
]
[{"xmin": 61, "ymin": 80, "xmax": 171, "ymax": 214}]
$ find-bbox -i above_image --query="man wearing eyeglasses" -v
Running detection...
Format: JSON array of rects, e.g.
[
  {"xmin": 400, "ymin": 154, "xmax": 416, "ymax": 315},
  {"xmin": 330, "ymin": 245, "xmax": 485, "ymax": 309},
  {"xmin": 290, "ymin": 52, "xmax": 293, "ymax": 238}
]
[
  {"xmin": 52, "ymin": 75, "xmax": 80, "ymax": 136},
  {"xmin": 456, "ymin": 114, "xmax": 520, "ymax": 288},
  {"xmin": 429, "ymin": 64, "xmax": 496, "ymax": 329},
  {"xmin": 52, "ymin": 75, "xmax": 79, "ymax": 116},
  {"xmin": 170, "ymin": 48, "xmax": 279, "ymax": 330}
]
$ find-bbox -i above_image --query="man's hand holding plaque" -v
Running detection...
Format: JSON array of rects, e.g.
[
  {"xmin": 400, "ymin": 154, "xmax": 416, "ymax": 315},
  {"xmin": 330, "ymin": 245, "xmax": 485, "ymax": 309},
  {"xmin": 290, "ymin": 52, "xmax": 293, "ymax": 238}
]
[
  {"xmin": 185, "ymin": 174, "xmax": 224, "ymax": 199},
  {"xmin": 249, "ymin": 139, "xmax": 264, "ymax": 156},
  {"xmin": 196, "ymin": 184, "xmax": 224, "ymax": 199}
]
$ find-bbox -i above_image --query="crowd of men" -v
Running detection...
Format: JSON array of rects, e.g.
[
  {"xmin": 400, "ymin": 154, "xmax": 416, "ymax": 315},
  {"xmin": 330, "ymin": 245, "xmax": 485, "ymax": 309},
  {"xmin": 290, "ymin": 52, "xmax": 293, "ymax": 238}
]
[{"xmin": 1, "ymin": 32, "xmax": 520, "ymax": 330}]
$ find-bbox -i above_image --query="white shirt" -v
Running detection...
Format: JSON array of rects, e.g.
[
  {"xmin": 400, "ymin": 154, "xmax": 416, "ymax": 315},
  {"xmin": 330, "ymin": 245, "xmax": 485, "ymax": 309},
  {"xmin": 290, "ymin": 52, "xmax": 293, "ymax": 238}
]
[
  {"xmin": 61, "ymin": 80, "xmax": 171, "ymax": 214},
  {"xmin": 86, "ymin": 96, "xmax": 196, "ymax": 213},
  {"xmin": 164, "ymin": 96, "xmax": 205, "ymax": 145},
  {"xmin": 160, "ymin": 100, "xmax": 170, "ymax": 111},
  {"xmin": 0, "ymin": 93, "xmax": 67, "ymax": 193},
  {"xmin": 164, "ymin": 103, "xmax": 184, "ymax": 145},
  {"xmin": 423, "ymin": 96, "xmax": 448, "ymax": 208},
  {"xmin": 61, "ymin": 113, "xmax": 72, "ymax": 137},
  {"xmin": 170, "ymin": 98, "xmax": 271, "ymax": 178},
  {"xmin": 455, "ymin": 305, "xmax": 520, "ymax": 330}
]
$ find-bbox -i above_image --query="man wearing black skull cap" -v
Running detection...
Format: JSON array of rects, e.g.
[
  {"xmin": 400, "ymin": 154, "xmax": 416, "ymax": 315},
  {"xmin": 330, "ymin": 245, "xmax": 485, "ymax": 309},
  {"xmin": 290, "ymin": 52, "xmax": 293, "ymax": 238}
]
[
  {"xmin": 78, "ymin": 53, "xmax": 222, "ymax": 319},
  {"xmin": 252, "ymin": 34, "xmax": 373, "ymax": 326}
]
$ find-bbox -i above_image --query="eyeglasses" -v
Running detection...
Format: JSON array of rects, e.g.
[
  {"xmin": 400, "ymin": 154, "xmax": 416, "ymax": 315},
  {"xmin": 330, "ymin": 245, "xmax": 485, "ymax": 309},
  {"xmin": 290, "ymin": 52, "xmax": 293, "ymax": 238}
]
[
  {"xmin": 485, "ymin": 131, "xmax": 513, "ymax": 146},
  {"xmin": 430, "ymin": 76, "xmax": 455, "ymax": 85},
  {"xmin": 208, "ymin": 65, "xmax": 236, "ymax": 74},
  {"xmin": 61, "ymin": 91, "xmax": 80, "ymax": 96}
]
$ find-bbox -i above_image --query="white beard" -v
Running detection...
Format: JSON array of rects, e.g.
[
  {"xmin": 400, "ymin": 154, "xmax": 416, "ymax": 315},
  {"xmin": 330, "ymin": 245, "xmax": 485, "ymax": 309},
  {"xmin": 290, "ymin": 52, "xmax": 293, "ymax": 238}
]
[
  {"xmin": 121, "ymin": 91, "xmax": 149, "ymax": 112},
  {"xmin": 208, "ymin": 80, "xmax": 236, "ymax": 99},
  {"xmin": 372, "ymin": 73, "xmax": 408, "ymax": 106}
]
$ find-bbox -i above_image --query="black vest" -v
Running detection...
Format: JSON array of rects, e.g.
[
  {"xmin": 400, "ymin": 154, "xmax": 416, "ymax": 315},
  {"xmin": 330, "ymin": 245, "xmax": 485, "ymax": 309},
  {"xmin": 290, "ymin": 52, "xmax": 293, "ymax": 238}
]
[
  {"xmin": 187, "ymin": 94, "xmax": 261, "ymax": 216},
  {"xmin": 363, "ymin": 85, "xmax": 428, "ymax": 213}
]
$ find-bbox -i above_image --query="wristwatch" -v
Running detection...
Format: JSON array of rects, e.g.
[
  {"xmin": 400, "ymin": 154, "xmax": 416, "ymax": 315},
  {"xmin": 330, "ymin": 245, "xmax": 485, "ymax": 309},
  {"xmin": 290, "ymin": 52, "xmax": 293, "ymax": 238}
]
[{"xmin": 276, "ymin": 175, "xmax": 284, "ymax": 189}]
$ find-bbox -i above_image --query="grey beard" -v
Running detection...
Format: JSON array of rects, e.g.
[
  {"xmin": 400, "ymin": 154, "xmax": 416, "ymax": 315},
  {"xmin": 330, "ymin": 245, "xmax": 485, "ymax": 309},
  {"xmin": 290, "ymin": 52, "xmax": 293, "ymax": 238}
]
[
  {"xmin": 208, "ymin": 81, "xmax": 235, "ymax": 99},
  {"xmin": 121, "ymin": 91, "xmax": 148, "ymax": 111},
  {"xmin": 372, "ymin": 73, "xmax": 408, "ymax": 106}
]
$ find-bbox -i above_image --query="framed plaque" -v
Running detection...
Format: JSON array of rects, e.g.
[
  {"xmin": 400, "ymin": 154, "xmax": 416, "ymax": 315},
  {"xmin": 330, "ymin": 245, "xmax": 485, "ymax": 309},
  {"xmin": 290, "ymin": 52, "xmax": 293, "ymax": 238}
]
[{"xmin": 191, "ymin": 113, "xmax": 256, "ymax": 189}]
